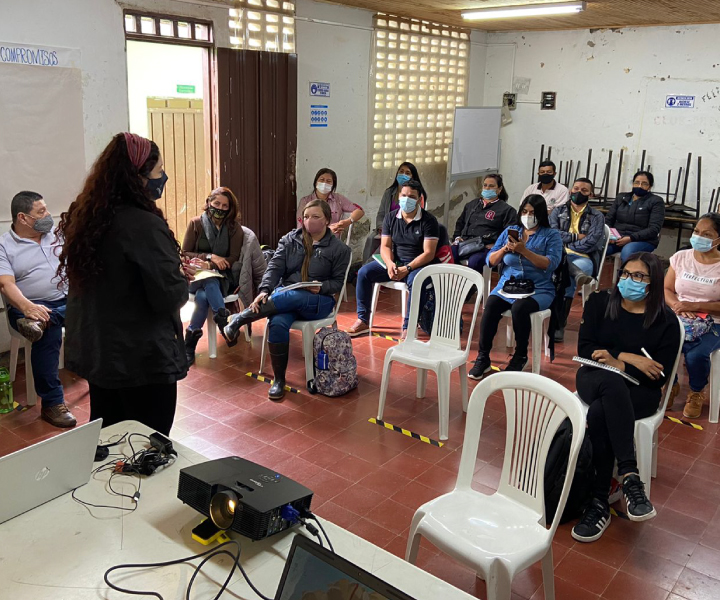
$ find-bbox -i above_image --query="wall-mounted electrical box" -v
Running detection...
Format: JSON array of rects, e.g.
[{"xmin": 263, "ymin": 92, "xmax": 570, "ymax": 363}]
[
  {"xmin": 503, "ymin": 92, "xmax": 517, "ymax": 111},
  {"xmin": 541, "ymin": 91, "xmax": 557, "ymax": 110}
]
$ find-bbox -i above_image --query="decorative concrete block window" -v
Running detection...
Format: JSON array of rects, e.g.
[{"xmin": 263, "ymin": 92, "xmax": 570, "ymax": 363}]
[{"xmin": 229, "ymin": 0, "xmax": 296, "ymax": 53}]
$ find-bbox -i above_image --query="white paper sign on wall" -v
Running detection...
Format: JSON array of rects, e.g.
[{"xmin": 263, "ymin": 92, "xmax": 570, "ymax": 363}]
[
  {"xmin": 310, "ymin": 104, "xmax": 329, "ymax": 128},
  {"xmin": 665, "ymin": 95, "xmax": 695, "ymax": 109},
  {"xmin": 309, "ymin": 82, "xmax": 330, "ymax": 97},
  {"xmin": 0, "ymin": 42, "xmax": 81, "ymax": 69}
]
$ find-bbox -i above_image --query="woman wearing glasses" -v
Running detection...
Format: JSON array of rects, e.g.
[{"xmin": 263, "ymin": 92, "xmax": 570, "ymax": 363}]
[{"xmin": 572, "ymin": 252, "xmax": 680, "ymax": 543}]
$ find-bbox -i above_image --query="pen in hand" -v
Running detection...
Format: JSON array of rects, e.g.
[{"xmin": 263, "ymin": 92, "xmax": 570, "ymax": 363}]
[{"xmin": 640, "ymin": 347, "xmax": 665, "ymax": 378}]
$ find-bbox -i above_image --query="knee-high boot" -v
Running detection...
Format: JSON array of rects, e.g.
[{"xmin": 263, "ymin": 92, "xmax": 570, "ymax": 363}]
[
  {"xmin": 268, "ymin": 342, "xmax": 290, "ymax": 401},
  {"xmin": 224, "ymin": 299, "xmax": 277, "ymax": 345}
]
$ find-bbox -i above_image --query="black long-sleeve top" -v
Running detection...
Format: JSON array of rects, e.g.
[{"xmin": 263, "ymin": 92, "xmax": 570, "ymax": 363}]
[{"xmin": 577, "ymin": 290, "xmax": 680, "ymax": 390}]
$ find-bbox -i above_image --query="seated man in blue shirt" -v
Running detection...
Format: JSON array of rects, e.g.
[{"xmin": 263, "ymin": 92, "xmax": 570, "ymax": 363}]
[
  {"xmin": 549, "ymin": 177, "xmax": 606, "ymax": 342},
  {"xmin": 347, "ymin": 180, "xmax": 439, "ymax": 340},
  {"xmin": 0, "ymin": 191, "xmax": 75, "ymax": 428}
]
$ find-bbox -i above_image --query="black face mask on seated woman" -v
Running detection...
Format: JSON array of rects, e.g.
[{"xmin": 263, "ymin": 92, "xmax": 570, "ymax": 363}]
[{"xmin": 208, "ymin": 206, "xmax": 229, "ymax": 219}]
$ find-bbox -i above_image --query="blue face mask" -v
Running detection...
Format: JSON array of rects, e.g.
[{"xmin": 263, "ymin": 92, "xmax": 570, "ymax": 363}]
[
  {"xmin": 617, "ymin": 277, "xmax": 649, "ymax": 301},
  {"xmin": 690, "ymin": 234, "xmax": 718, "ymax": 253},
  {"xmin": 481, "ymin": 189, "xmax": 498, "ymax": 200},
  {"xmin": 398, "ymin": 195, "xmax": 417, "ymax": 213},
  {"xmin": 396, "ymin": 174, "xmax": 411, "ymax": 186},
  {"xmin": 146, "ymin": 171, "xmax": 168, "ymax": 201}
]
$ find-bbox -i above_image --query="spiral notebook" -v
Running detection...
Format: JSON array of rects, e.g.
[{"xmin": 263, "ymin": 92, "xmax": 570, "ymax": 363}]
[{"xmin": 573, "ymin": 356, "xmax": 640, "ymax": 385}]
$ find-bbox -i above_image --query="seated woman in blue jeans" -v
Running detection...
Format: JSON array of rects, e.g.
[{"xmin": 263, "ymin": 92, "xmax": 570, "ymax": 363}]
[
  {"xmin": 605, "ymin": 170, "xmax": 665, "ymax": 262},
  {"xmin": 182, "ymin": 187, "xmax": 244, "ymax": 365},
  {"xmin": 224, "ymin": 200, "xmax": 351, "ymax": 400}
]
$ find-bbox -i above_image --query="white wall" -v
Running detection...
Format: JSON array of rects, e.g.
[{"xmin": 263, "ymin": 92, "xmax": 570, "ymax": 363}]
[
  {"xmin": 127, "ymin": 41, "xmax": 205, "ymax": 138},
  {"xmin": 484, "ymin": 24, "xmax": 720, "ymax": 257}
]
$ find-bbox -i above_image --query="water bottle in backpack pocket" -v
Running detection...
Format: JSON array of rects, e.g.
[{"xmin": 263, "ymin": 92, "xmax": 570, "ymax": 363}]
[{"xmin": 311, "ymin": 327, "xmax": 359, "ymax": 397}]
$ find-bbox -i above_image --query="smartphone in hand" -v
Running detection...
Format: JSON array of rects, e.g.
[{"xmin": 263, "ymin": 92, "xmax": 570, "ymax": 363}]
[{"xmin": 507, "ymin": 229, "xmax": 519, "ymax": 241}]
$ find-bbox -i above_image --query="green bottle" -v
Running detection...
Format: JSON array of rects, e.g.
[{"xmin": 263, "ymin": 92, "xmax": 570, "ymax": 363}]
[{"xmin": 0, "ymin": 367, "xmax": 14, "ymax": 414}]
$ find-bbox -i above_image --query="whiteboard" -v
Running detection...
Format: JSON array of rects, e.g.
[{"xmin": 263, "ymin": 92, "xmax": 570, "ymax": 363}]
[{"xmin": 450, "ymin": 106, "xmax": 501, "ymax": 178}]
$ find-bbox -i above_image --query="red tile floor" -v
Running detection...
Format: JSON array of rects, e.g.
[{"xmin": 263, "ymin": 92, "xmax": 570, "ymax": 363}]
[{"xmin": 1, "ymin": 267, "xmax": 720, "ymax": 600}]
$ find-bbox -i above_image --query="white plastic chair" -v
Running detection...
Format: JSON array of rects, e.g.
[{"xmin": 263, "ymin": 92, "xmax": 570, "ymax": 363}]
[
  {"xmin": 376, "ymin": 265, "xmax": 484, "ymax": 440},
  {"xmin": 710, "ymin": 349, "xmax": 719, "ymax": 424},
  {"xmin": 259, "ymin": 260, "xmax": 352, "ymax": 386},
  {"xmin": 406, "ymin": 372, "xmax": 586, "ymax": 600},
  {"xmin": 503, "ymin": 308, "xmax": 551, "ymax": 375},
  {"xmin": 369, "ymin": 280, "xmax": 408, "ymax": 332},
  {"xmin": 341, "ymin": 223, "xmax": 354, "ymax": 304},
  {"xmin": 610, "ymin": 253, "xmax": 623, "ymax": 286},
  {"xmin": 1, "ymin": 295, "xmax": 65, "ymax": 407},
  {"xmin": 459, "ymin": 260, "xmax": 493, "ymax": 308},
  {"xmin": 576, "ymin": 316, "xmax": 684, "ymax": 498},
  {"xmin": 580, "ymin": 225, "xmax": 611, "ymax": 306},
  {"xmin": 188, "ymin": 292, "xmax": 249, "ymax": 359}
]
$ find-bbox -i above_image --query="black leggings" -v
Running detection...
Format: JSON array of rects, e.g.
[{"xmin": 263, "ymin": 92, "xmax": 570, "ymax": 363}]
[
  {"xmin": 479, "ymin": 294, "xmax": 540, "ymax": 357},
  {"xmin": 576, "ymin": 366, "xmax": 660, "ymax": 503},
  {"xmin": 89, "ymin": 382, "xmax": 178, "ymax": 436}
]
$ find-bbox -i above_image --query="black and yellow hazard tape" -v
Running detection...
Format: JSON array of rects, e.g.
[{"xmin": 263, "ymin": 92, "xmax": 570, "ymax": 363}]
[
  {"xmin": 368, "ymin": 417, "xmax": 444, "ymax": 447},
  {"xmin": 610, "ymin": 507, "xmax": 630, "ymax": 521},
  {"xmin": 245, "ymin": 372, "xmax": 300, "ymax": 394},
  {"xmin": 372, "ymin": 333, "xmax": 401, "ymax": 343},
  {"xmin": 664, "ymin": 415, "xmax": 703, "ymax": 431}
]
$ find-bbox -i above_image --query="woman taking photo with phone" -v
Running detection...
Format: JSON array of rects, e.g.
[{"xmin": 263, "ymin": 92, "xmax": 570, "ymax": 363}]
[
  {"xmin": 572, "ymin": 252, "xmax": 680, "ymax": 542},
  {"xmin": 224, "ymin": 200, "xmax": 351, "ymax": 400}
]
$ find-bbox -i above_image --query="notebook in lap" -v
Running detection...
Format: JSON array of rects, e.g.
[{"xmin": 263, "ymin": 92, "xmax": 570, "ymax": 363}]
[
  {"xmin": 0, "ymin": 418, "xmax": 102, "ymax": 524},
  {"xmin": 275, "ymin": 534, "xmax": 417, "ymax": 600}
]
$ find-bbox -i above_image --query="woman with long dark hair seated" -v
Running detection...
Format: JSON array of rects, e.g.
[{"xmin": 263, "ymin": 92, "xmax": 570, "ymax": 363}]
[
  {"xmin": 58, "ymin": 133, "xmax": 192, "ymax": 435},
  {"xmin": 182, "ymin": 187, "xmax": 243, "ymax": 365},
  {"xmin": 468, "ymin": 194, "xmax": 563, "ymax": 376},
  {"xmin": 572, "ymin": 252, "xmax": 680, "ymax": 543},
  {"xmin": 224, "ymin": 200, "xmax": 351, "ymax": 401}
]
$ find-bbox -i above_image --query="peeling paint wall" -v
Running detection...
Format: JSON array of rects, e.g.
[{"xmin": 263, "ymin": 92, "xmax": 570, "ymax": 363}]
[{"xmin": 482, "ymin": 24, "xmax": 720, "ymax": 257}]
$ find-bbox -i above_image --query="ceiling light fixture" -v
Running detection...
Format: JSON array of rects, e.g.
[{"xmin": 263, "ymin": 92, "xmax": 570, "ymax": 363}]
[{"xmin": 462, "ymin": 1, "xmax": 586, "ymax": 20}]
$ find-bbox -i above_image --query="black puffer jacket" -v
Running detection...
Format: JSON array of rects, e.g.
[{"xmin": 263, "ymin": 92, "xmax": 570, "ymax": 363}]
[
  {"xmin": 605, "ymin": 192, "xmax": 665, "ymax": 246},
  {"xmin": 65, "ymin": 205, "xmax": 188, "ymax": 388},
  {"xmin": 259, "ymin": 228, "xmax": 351, "ymax": 297}
]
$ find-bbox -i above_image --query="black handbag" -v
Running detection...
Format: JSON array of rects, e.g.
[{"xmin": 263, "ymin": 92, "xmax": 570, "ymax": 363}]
[
  {"xmin": 502, "ymin": 276, "xmax": 535, "ymax": 295},
  {"xmin": 457, "ymin": 237, "xmax": 486, "ymax": 259}
]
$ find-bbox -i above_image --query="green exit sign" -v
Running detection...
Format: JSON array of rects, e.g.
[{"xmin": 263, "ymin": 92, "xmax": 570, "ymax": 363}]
[{"xmin": 177, "ymin": 84, "xmax": 196, "ymax": 94}]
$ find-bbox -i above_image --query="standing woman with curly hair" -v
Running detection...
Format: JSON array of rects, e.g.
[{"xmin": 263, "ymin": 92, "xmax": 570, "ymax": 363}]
[{"xmin": 58, "ymin": 133, "xmax": 192, "ymax": 435}]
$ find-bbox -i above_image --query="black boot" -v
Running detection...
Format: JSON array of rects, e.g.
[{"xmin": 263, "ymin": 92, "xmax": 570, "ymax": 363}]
[
  {"xmin": 554, "ymin": 297, "xmax": 574, "ymax": 343},
  {"xmin": 214, "ymin": 308, "xmax": 231, "ymax": 343},
  {"xmin": 184, "ymin": 328, "xmax": 203, "ymax": 365},
  {"xmin": 224, "ymin": 299, "xmax": 277, "ymax": 344},
  {"xmin": 268, "ymin": 342, "xmax": 290, "ymax": 401}
]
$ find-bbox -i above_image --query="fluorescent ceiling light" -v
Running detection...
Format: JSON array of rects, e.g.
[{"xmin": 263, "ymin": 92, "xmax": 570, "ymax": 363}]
[{"xmin": 462, "ymin": 1, "xmax": 586, "ymax": 20}]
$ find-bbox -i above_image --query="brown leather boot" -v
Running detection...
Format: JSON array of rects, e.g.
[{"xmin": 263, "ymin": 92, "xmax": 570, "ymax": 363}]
[
  {"xmin": 666, "ymin": 382, "xmax": 680, "ymax": 410},
  {"xmin": 683, "ymin": 391, "xmax": 705, "ymax": 419},
  {"xmin": 41, "ymin": 403, "xmax": 77, "ymax": 428},
  {"xmin": 16, "ymin": 318, "xmax": 47, "ymax": 343}
]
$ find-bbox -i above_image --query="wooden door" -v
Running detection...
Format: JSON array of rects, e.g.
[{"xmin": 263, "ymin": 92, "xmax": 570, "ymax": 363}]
[{"xmin": 147, "ymin": 97, "xmax": 210, "ymax": 240}]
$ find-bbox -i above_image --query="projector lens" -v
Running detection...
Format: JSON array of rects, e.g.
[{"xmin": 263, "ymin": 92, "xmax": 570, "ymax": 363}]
[{"xmin": 210, "ymin": 490, "xmax": 239, "ymax": 530}]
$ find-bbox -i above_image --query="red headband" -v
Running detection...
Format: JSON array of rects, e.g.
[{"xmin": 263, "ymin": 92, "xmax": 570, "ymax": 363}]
[{"xmin": 123, "ymin": 132, "xmax": 152, "ymax": 169}]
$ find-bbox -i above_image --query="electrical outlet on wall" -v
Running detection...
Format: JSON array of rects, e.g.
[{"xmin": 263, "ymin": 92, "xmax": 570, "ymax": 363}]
[
  {"xmin": 541, "ymin": 91, "xmax": 557, "ymax": 110},
  {"xmin": 503, "ymin": 92, "xmax": 517, "ymax": 110}
]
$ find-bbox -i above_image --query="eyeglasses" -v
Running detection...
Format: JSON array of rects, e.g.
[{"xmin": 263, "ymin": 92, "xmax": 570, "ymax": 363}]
[{"xmin": 617, "ymin": 270, "xmax": 650, "ymax": 283}]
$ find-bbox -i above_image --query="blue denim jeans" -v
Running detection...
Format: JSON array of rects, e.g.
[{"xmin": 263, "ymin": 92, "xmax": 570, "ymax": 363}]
[
  {"xmin": 683, "ymin": 324, "xmax": 720, "ymax": 392},
  {"xmin": 188, "ymin": 278, "xmax": 225, "ymax": 331},
  {"xmin": 451, "ymin": 244, "xmax": 489, "ymax": 273},
  {"xmin": 8, "ymin": 298, "xmax": 66, "ymax": 407},
  {"xmin": 267, "ymin": 289, "xmax": 335, "ymax": 343},
  {"xmin": 565, "ymin": 254, "xmax": 595, "ymax": 298},
  {"xmin": 606, "ymin": 240, "xmax": 657, "ymax": 262},
  {"xmin": 355, "ymin": 260, "xmax": 423, "ymax": 330}
]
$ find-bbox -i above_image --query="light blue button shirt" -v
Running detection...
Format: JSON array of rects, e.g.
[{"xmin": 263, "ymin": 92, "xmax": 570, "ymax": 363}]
[{"xmin": 0, "ymin": 228, "xmax": 66, "ymax": 302}]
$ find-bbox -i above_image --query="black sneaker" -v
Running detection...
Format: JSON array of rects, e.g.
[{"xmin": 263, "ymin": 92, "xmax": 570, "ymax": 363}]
[
  {"xmin": 622, "ymin": 473, "xmax": 656, "ymax": 521},
  {"xmin": 504, "ymin": 354, "xmax": 528, "ymax": 372},
  {"xmin": 572, "ymin": 498, "xmax": 611, "ymax": 543},
  {"xmin": 468, "ymin": 353, "xmax": 492, "ymax": 380}
]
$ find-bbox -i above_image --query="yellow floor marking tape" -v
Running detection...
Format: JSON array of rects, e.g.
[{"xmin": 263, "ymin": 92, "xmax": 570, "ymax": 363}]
[
  {"xmin": 372, "ymin": 333, "xmax": 401, "ymax": 342},
  {"xmin": 664, "ymin": 415, "xmax": 703, "ymax": 431},
  {"xmin": 246, "ymin": 372, "xmax": 300, "ymax": 394},
  {"xmin": 368, "ymin": 417, "xmax": 444, "ymax": 447}
]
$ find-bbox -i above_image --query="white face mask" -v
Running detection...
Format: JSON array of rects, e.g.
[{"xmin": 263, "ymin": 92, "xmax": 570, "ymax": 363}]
[
  {"xmin": 521, "ymin": 215, "xmax": 538, "ymax": 230},
  {"xmin": 316, "ymin": 182, "xmax": 332, "ymax": 194}
]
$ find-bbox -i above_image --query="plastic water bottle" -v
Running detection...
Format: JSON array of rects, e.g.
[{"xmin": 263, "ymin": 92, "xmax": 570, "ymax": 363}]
[{"xmin": 0, "ymin": 367, "xmax": 13, "ymax": 414}]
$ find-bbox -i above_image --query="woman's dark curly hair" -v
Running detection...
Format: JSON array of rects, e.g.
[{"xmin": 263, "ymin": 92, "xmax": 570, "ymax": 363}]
[{"xmin": 57, "ymin": 133, "xmax": 176, "ymax": 291}]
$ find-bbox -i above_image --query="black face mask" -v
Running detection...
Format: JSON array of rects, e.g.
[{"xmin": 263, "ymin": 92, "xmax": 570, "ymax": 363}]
[
  {"xmin": 538, "ymin": 173, "xmax": 554, "ymax": 185},
  {"xmin": 571, "ymin": 191, "xmax": 590, "ymax": 205},
  {"xmin": 632, "ymin": 186, "xmax": 650, "ymax": 197},
  {"xmin": 208, "ymin": 206, "xmax": 229, "ymax": 219},
  {"xmin": 146, "ymin": 172, "xmax": 168, "ymax": 200}
]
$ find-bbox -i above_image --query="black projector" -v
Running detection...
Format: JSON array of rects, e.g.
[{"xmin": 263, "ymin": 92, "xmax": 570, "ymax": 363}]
[{"xmin": 178, "ymin": 456, "xmax": 313, "ymax": 540}]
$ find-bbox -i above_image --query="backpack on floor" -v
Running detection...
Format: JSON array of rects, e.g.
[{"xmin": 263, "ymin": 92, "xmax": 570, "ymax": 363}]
[
  {"xmin": 543, "ymin": 417, "xmax": 595, "ymax": 524},
  {"xmin": 311, "ymin": 327, "xmax": 358, "ymax": 397}
]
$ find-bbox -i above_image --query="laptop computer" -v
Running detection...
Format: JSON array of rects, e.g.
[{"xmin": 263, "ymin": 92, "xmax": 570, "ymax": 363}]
[
  {"xmin": 275, "ymin": 534, "xmax": 417, "ymax": 600},
  {"xmin": 0, "ymin": 418, "xmax": 102, "ymax": 524}
]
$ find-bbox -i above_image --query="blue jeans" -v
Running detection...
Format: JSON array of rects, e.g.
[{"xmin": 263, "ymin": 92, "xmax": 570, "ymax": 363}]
[
  {"xmin": 267, "ymin": 289, "xmax": 335, "ymax": 343},
  {"xmin": 565, "ymin": 254, "xmax": 595, "ymax": 298},
  {"xmin": 683, "ymin": 324, "xmax": 720, "ymax": 392},
  {"xmin": 188, "ymin": 278, "xmax": 225, "ymax": 331},
  {"xmin": 8, "ymin": 298, "xmax": 66, "ymax": 408},
  {"xmin": 606, "ymin": 240, "xmax": 656, "ymax": 262},
  {"xmin": 355, "ymin": 260, "xmax": 423, "ymax": 330}
]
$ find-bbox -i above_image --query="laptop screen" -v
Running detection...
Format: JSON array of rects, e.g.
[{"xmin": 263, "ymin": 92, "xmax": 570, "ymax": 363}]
[{"xmin": 276, "ymin": 536, "xmax": 415, "ymax": 600}]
